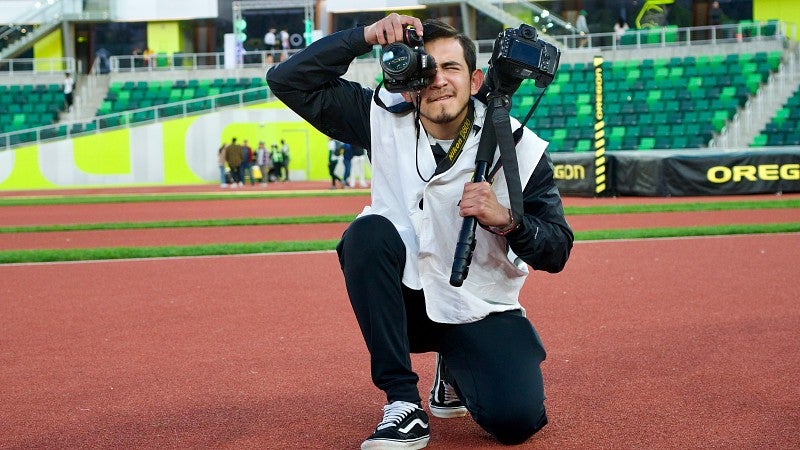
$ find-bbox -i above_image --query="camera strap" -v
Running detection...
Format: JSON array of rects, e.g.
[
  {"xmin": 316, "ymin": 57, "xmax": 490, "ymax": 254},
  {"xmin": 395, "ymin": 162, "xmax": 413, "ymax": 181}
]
[
  {"xmin": 488, "ymin": 86, "xmax": 547, "ymax": 182},
  {"xmin": 514, "ymin": 88, "xmax": 547, "ymax": 141},
  {"xmin": 486, "ymin": 94, "xmax": 524, "ymax": 224},
  {"xmin": 431, "ymin": 101, "xmax": 475, "ymax": 177}
]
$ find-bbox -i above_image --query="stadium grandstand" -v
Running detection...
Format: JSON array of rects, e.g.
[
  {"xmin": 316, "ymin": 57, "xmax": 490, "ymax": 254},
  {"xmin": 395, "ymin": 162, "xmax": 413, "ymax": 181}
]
[{"xmin": 0, "ymin": 0, "xmax": 798, "ymax": 195}]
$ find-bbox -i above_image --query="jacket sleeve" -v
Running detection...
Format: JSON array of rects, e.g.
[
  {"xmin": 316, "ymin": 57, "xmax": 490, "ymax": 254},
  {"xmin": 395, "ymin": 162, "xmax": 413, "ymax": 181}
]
[
  {"xmin": 266, "ymin": 27, "xmax": 374, "ymax": 152},
  {"xmin": 506, "ymin": 151, "xmax": 574, "ymax": 273}
]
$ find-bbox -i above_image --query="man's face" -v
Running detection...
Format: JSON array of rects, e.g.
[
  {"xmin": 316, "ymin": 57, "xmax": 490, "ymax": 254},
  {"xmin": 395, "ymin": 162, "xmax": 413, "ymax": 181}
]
[{"xmin": 402, "ymin": 37, "xmax": 483, "ymax": 134}]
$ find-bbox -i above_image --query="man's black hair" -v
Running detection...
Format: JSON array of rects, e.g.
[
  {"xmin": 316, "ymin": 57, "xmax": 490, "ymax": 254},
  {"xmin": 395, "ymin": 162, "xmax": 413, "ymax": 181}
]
[{"xmin": 422, "ymin": 19, "xmax": 477, "ymax": 74}]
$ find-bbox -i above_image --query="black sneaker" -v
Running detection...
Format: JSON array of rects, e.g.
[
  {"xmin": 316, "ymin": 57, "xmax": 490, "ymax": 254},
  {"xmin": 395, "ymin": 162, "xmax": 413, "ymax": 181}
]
[
  {"xmin": 429, "ymin": 353, "xmax": 468, "ymax": 419},
  {"xmin": 361, "ymin": 400, "xmax": 430, "ymax": 449}
]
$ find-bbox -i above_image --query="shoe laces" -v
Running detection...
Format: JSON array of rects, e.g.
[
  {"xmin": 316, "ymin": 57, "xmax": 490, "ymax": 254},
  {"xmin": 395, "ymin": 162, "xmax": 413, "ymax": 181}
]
[{"xmin": 376, "ymin": 401, "xmax": 418, "ymax": 430}]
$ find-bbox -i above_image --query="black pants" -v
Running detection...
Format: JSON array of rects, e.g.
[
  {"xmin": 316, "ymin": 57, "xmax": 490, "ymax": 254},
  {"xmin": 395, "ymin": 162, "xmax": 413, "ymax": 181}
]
[
  {"xmin": 336, "ymin": 214, "xmax": 548, "ymax": 444},
  {"xmin": 328, "ymin": 161, "xmax": 341, "ymax": 187},
  {"xmin": 229, "ymin": 165, "xmax": 241, "ymax": 183}
]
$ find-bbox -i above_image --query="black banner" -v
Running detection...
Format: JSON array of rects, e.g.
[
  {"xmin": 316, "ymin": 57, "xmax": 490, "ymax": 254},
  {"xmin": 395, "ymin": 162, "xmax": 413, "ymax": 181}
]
[
  {"xmin": 661, "ymin": 149, "xmax": 800, "ymax": 195},
  {"xmin": 550, "ymin": 151, "xmax": 595, "ymax": 196},
  {"xmin": 550, "ymin": 148, "xmax": 800, "ymax": 196}
]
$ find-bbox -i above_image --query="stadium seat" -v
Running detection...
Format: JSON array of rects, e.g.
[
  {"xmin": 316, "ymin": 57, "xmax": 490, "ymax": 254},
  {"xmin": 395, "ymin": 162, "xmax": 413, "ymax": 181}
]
[{"xmin": 750, "ymin": 134, "xmax": 768, "ymax": 147}]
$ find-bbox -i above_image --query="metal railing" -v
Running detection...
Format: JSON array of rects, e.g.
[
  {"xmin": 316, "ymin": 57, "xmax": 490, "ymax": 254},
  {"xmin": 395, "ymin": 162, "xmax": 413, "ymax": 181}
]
[
  {"xmin": 0, "ymin": 85, "xmax": 271, "ymax": 151},
  {"xmin": 0, "ymin": 57, "xmax": 76, "ymax": 75},
  {"xmin": 553, "ymin": 21, "xmax": 792, "ymax": 52},
  {"xmin": 108, "ymin": 50, "xmax": 301, "ymax": 73},
  {"xmin": 99, "ymin": 21, "xmax": 793, "ymax": 75}
]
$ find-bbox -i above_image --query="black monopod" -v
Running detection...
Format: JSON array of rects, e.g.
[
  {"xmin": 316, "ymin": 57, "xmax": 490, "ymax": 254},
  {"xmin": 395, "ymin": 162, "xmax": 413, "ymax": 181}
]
[{"xmin": 449, "ymin": 95, "xmax": 502, "ymax": 287}]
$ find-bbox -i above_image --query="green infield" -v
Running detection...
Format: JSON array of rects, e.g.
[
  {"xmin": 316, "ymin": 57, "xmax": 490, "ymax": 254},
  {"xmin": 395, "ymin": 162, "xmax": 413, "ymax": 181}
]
[
  {"xmin": 0, "ymin": 215, "xmax": 355, "ymax": 233},
  {"xmin": 1, "ymin": 192, "xmax": 798, "ymax": 212},
  {"xmin": 1, "ymin": 223, "xmax": 798, "ymax": 264},
  {"xmin": 0, "ymin": 190, "xmax": 367, "ymax": 206}
]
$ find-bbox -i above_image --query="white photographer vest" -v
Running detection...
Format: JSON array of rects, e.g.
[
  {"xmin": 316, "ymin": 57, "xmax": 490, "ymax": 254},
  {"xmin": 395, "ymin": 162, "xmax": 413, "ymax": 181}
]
[{"xmin": 360, "ymin": 91, "xmax": 548, "ymax": 323}]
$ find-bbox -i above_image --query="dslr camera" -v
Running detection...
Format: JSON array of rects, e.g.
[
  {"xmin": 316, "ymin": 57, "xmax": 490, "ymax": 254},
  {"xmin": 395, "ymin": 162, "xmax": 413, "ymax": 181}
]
[
  {"xmin": 491, "ymin": 24, "xmax": 561, "ymax": 91},
  {"xmin": 380, "ymin": 26, "xmax": 436, "ymax": 93}
]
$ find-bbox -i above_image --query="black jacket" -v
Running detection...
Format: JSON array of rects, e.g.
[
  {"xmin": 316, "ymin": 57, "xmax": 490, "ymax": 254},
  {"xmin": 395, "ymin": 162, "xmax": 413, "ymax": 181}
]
[{"xmin": 267, "ymin": 27, "xmax": 573, "ymax": 273}]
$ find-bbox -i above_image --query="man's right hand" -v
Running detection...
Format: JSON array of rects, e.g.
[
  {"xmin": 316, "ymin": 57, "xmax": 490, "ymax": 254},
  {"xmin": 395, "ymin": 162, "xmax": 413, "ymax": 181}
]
[{"xmin": 363, "ymin": 13, "xmax": 424, "ymax": 46}]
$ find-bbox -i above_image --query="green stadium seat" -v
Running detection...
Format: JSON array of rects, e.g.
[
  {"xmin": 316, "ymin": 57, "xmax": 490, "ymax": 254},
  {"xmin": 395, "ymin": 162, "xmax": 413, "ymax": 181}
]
[
  {"xmin": 607, "ymin": 136, "xmax": 623, "ymax": 150},
  {"xmin": 243, "ymin": 90, "xmax": 268, "ymax": 102},
  {"xmin": 576, "ymin": 104, "xmax": 592, "ymax": 116},
  {"xmin": 638, "ymin": 137, "xmax": 656, "ymax": 150},
  {"xmin": 767, "ymin": 51, "xmax": 782, "ymax": 71},
  {"xmin": 750, "ymin": 134, "xmax": 768, "ymax": 147},
  {"xmin": 761, "ymin": 20, "xmax": 778, "ymax": 37},
  {"xmin": 671, "ymin": 135, "xmax": 688, "ymax": 149},
  {"xmin": 574, "ymin": 139, "xmax": 592, "ymax": 152},
  {"xmin": 187, "ymin": 99, "xmax": 212, "ymax": 112},
  {"xmin": 99, "ymin": 115, "xmax": 121, "ymax": 129},
  {"xmin": 97, "ymin": 101, "xmax": 113, "ymax": 115}
]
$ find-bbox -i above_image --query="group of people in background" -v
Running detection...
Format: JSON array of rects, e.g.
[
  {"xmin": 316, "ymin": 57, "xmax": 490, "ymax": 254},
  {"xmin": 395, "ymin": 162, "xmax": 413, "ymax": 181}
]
[
  {"xmin": 218, "ymin": 137, "xmax": 290, "ymax": 188},
  {"xmin": 263, "ymin": 27, "xmax": 290, "ymax": 62},
  {"xmin": 328, "ymin": 138, "xmax": 369, "ymax": 190}
]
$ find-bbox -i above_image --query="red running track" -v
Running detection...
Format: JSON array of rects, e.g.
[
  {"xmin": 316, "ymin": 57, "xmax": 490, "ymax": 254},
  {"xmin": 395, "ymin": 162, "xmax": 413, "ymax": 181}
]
[
  {"xmin": 1, "ymin": 234, "xmax": 798, "ymax": 448},
  {"xmin": 2, "ymin": 209, "xmax": 799, "ymax": 251}
]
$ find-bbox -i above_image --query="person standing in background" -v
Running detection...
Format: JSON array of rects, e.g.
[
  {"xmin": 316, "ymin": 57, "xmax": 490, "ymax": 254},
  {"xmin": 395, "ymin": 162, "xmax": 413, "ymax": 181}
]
[
  {"xmin": 217, "ymin": 142, "xmax": 229, "ymax": 188},
  {"xmin": 225, "ymin": 137, "xmax": 244, "ymax": 187},
  {"xmin": 341, "ymin": 142, "xmax": 354, "ymax": 188},
  {"xmin": 270, "ymin": 143, "xmax": 285, "ymax": 181},
  {"xmin": 576, "ymin": 10, "xmax": 589, "ymax": 48},
  {"xmin": 241, "ymin": 139, "xmax": 255, "ymax": 186},
  {"xmin": 708, "ymin": 1, "xmax": 728, "ymax": 40},
  {"xmin": 709, "ymin": 1, "xmax": 724, "ymax": 26},
  {"xmin": 350, "ymin": 143, "xmax": 369, "ymax": 188},
  {"xmin": 279, "ymin": 29, "xmax": 290, "ymax": 61},
  {"xmin": 63, "ymin": 73, "xmax": 75, "ymax": 112},
  {"xmin": 264, "ymin": 28, "xmax": 277, "ymax": 62},
  {"xmin": 280, "ymin": 139, "xmax": 291, "ymax": 181},
  {"xmin": 327, "ymin": 138, "xmax": 344, "ymax": 189},
  {"xmin": 613, "ymin": 17, "xmax": 629, "ymax": 45},
  {"xmin": 256, "ymin": 141, "xmax": 271, "ymax": 186}
]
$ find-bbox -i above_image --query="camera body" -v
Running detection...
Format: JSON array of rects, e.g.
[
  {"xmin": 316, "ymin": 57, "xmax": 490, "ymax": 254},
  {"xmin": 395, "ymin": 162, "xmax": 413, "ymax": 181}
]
[
  {"xmin": 380, "ymin": 27, "xmax": 436, "ymax": 93},
  {"xmin": 492, "ymin": 24, "xmax": 560, "ymax": 90}
]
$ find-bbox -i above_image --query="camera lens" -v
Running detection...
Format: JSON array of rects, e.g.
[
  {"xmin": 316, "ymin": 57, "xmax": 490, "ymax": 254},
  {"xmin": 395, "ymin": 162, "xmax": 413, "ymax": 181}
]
[{"xmin": 381, "ymin": 43, "xmax": 417, "ymax": 77}]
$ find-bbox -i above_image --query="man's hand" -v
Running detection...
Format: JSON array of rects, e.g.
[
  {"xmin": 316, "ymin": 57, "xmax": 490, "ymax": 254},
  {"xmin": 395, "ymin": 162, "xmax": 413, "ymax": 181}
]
[
  {"xmin": 458, "ymin": 182, "xmax": 512, "ymax": 227},
  {"xmin": 363, "ymin": 13, "xmax": 424, "ymax": 46}
]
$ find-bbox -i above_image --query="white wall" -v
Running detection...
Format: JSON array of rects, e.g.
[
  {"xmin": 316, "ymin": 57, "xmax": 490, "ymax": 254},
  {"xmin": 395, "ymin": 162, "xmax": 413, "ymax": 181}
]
[
  {"xmin": 0, "ymin": 0, "xmax": 218, "ymax": 23},
  {"xmin": 325, "ymin": 0, "xmax": 420, "ymax": 13},
  {"xmin": 111, "ymin": 0, "xmax": 217, "ymax": 21}
]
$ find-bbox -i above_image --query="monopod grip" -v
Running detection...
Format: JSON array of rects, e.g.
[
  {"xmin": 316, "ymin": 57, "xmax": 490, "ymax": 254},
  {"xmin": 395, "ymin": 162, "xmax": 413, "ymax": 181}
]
[
  {"xmin": 449, "ymin": 160, "xmax": 490, "ymax": 287},
  {"xmin": 450, "ymin": 216, "xmax": 478, "ymax": 287}
]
